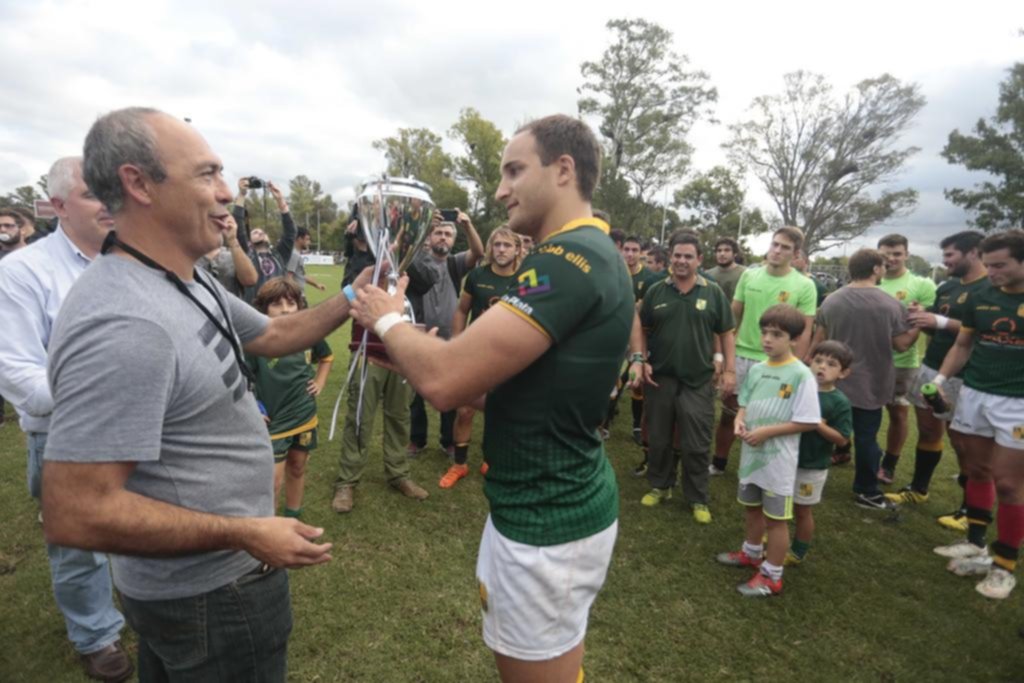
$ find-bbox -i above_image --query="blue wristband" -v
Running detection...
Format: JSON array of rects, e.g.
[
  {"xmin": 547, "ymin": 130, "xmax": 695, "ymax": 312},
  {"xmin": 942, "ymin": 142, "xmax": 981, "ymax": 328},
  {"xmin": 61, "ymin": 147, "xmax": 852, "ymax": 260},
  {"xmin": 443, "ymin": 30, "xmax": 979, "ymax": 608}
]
[{"xmin": 343, "ymin": 284, "xmax": 356, "ymax": 303}]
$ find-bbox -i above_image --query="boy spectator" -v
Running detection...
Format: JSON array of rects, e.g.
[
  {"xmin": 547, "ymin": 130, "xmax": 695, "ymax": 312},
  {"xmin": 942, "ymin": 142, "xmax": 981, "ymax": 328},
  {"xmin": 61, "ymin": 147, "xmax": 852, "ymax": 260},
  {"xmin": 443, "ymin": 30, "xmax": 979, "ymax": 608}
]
[
  {"xmin": 788, "ymin": 341, "xmax": 853, "ymax": 565},
  {"xmin": 716, "ymin": 304, "xmax": 820, "ymax": 596},
  {"xmin": 249, "ymin": 278, "xmax": 333, "ymax": 518}
]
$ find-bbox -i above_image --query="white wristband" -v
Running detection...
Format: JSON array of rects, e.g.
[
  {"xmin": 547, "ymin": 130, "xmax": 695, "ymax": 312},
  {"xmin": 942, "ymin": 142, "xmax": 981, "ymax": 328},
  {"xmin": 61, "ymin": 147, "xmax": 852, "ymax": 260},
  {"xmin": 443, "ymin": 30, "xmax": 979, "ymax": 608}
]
[
  {"xmin": 934, "ymin": 314, "xmax": 949, "ymax": 330},
  {"xmin": 933, "ymin": 374, "xmax": 947, "ymax": 387},
  {"xmin": 374, "ymin": 312, "xmax": 404, "ymax": 339},
  {"xmin": 713, "ymin": 353, "xmax": 724, "ymax": 363}
]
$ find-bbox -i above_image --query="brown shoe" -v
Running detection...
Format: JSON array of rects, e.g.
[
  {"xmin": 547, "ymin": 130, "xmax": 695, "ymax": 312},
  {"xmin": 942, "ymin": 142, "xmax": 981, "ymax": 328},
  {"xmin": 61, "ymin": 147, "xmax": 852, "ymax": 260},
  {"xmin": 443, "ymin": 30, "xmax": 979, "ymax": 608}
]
[
  {"xmin": 81, "ymin": 641, "xmax": 134, "ymax": 683},
  {"xmin": 331, "ymin": 485, "xmax": 354, "ymax": 513},
  {"xmin": 391, "ymin": 478, "xmax": 428, "ymax": 501}
]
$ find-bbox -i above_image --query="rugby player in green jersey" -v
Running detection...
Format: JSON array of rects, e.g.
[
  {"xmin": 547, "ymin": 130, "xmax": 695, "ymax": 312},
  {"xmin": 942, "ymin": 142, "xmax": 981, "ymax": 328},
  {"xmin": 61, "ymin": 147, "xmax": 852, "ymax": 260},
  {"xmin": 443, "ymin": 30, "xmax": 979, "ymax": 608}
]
[
  {"xmin": 352, "ymin": 115, "xmax": 633, "ymax": 683},
  {"xmin": 441, "ymin": 225, "xmax": 522, "ymax": 488},
  {"xmin": 932, "ymin": 231, "xmax": 1024, "ymax": 600}
]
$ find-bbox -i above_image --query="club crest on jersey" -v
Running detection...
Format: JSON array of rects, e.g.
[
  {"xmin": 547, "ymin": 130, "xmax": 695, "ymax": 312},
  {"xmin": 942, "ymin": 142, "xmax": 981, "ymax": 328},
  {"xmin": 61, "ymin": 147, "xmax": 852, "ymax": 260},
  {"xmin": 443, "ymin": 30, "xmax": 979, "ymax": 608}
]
[
  {"xmin": 799, "ymin": 482, "xmax": 813, "ymax": 498},
  {"xmin": 1018, "ymin": 304, "xmax": 1024, "ymax": 318},
  {"xmin": 777, "ymin": 291, "xmax": 790, "ymax": 303},
  {"xmin": 518, "ymin": 268, "xmax": 551, "ymax": 296},
  {"xmin": 696, "ymin": 299, "xmax": 707, "ymax": 310},
  {"xmin": 778, "ymin": 383, "xmax": 793, "ymax": 399},
  {"xmin": 958, "ymin": 292, "xmax": 969, "ymax": 305},
  {"xmin": 896, "ymin": 290, "xmax": 908, "ymax": 301}
]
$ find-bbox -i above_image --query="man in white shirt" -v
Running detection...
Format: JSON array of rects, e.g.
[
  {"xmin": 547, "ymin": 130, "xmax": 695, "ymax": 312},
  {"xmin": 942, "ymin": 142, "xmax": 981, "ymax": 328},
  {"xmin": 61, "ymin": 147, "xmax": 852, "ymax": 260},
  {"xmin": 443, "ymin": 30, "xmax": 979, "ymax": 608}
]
[{"xmin": 0, "ymin": 157, "xmax": 133, "ymax": 682}]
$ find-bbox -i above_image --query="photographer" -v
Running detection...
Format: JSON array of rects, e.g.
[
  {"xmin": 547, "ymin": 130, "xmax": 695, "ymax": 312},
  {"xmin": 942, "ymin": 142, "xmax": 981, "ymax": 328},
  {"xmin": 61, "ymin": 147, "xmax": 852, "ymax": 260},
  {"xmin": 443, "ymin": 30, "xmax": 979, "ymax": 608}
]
[{"xmin": 233, "ymin": 177, "xmax": 296, "ymax": 303}]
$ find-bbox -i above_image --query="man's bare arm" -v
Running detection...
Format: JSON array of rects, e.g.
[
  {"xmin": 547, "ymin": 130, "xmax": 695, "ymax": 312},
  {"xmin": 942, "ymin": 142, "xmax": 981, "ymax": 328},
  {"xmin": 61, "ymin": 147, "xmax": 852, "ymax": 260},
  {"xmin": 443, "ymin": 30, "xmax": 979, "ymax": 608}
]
[
  {"xmin": 451, "ymin": 291, "xmax": 473, "ymax": 337},
  {"xmin": 795, "ymin": 315, "xmax": 814, "ymax": 359},
  {"xmin": 938, "ymin": 328, "xmax": 975, "ymax": 379},
  {"xmin": 42, "ymin": 461, "xmax": 331, "ymax": 567}
]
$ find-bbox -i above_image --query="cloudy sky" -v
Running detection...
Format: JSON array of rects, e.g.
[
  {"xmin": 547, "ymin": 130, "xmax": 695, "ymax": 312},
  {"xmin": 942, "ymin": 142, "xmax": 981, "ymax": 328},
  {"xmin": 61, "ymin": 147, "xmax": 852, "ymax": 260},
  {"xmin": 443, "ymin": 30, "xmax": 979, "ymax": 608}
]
[{"xmin": 1, "ymin": 0, "xmax": 1020, "ymax": 261}]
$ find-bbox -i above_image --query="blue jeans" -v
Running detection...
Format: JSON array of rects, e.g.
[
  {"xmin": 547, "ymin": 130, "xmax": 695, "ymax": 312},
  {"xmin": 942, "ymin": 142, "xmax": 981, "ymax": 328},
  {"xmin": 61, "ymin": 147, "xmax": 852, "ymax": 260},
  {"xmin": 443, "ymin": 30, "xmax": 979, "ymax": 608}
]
[
  {"xmin": 851, "ymin": 408, "xmax": 883, "ymax": 496},
  {"xmin": 120, "ymin": 566, "xmax": 292, "ymax": 682},
  {"xmin": 28, "ymin": 432, "xmax": 125, "ymax": 654}
]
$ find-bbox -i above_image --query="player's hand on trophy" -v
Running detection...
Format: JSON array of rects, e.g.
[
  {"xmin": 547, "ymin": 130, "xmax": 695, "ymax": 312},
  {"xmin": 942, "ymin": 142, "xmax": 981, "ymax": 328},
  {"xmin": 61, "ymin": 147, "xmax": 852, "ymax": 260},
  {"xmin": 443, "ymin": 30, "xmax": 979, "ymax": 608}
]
[{"xmin": 352, "ymin": 275, "xmax": 408, "ymax": 330}]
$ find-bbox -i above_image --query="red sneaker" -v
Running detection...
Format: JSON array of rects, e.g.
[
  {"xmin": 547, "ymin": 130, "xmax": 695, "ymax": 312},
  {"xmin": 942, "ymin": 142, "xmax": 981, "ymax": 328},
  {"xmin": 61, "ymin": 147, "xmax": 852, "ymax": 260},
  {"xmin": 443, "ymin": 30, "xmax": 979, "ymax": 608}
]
[
  {"xmin": 439, "ymin": 464, "xmax": 469, "ymax": 489},
  {"xmin": 737, "ymin": 571, "xmax": 783, "ymax": 597}
]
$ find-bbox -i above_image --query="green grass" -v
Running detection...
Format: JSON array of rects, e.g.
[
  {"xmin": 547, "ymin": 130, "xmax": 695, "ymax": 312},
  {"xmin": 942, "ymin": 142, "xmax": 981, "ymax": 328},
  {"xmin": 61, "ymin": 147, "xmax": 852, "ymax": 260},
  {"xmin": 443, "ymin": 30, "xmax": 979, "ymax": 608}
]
[{"xmin": 1, "ymin": 264, "xmax": 1022, "ymax": 681}]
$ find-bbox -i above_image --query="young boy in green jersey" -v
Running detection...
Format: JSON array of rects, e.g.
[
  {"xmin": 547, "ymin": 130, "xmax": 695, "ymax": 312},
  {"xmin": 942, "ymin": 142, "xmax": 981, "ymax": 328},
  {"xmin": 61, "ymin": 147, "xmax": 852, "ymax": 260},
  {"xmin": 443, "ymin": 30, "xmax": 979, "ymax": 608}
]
[
  {"xmin": 716, "ymin": 304, "xmax": 820, "ymax": 597},
  {"xmin": 787, "ymin": 341, "xmax": 854, "ymax": 565},
  {"xmin": 250, "ymin": 278, "xmax": 333, "ymax": 517}
]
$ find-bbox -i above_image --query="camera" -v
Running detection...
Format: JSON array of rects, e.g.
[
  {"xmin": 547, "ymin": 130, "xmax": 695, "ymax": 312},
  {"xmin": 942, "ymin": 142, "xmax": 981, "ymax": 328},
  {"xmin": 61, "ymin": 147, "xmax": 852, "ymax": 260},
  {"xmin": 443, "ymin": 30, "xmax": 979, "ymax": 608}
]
[{"xmin": 245, "ymin": 176, "xmax": 264, "ymax": 189}]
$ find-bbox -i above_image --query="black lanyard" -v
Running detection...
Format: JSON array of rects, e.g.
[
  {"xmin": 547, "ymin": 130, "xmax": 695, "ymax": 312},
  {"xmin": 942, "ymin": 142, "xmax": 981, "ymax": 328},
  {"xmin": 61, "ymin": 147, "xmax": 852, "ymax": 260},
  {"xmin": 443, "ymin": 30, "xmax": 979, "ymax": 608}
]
[{"xmin": 101, "ymin": 231, "xmax": 256, "ymax": 390}]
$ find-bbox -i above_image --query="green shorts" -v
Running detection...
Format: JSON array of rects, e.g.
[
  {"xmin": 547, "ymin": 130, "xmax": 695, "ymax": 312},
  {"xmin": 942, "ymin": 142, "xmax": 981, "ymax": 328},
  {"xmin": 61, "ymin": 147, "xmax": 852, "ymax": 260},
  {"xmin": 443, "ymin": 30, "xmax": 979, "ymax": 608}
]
[{"xmin": 272, "ymin": 426, "xmax": 318, "ymax": 462}]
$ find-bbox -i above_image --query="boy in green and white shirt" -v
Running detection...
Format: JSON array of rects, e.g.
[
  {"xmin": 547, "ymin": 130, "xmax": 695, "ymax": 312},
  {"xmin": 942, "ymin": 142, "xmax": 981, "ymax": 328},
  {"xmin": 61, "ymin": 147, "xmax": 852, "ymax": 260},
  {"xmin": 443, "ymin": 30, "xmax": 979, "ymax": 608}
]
[{"xmin": 716, "ymin": 304, "xmax": 820, "ymax": 597}]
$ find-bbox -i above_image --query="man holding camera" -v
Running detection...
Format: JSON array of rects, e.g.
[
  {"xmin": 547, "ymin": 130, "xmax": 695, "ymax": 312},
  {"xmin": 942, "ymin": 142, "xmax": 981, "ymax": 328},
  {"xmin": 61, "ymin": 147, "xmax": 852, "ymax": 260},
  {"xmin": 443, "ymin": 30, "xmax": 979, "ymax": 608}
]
[
  {"xmin": 407, "ymin": 210, "xmax": 484, "ymax": 456},
  {"xmin": 233, "ymin": 177, "xmax": 296, "ymax": 303}
]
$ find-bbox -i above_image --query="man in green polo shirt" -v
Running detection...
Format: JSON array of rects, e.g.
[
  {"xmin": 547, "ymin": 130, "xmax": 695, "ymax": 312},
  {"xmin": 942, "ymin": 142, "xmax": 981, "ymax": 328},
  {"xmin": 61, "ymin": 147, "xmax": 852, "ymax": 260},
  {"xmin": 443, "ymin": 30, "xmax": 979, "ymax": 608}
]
[
  {"xmin": 711, "ymin": 226, "xmax": 818, "ymax": 475},
  {"xmin": 630, "ymin": 231, "xmax": 735, "ymax": 524},
  {"xmin": 876, "ymin": 233, "xmax": 937, "ymax": 484},
  {"xmin": 351, "ymin": 114, "xmax": 632, "ymax": 682}
]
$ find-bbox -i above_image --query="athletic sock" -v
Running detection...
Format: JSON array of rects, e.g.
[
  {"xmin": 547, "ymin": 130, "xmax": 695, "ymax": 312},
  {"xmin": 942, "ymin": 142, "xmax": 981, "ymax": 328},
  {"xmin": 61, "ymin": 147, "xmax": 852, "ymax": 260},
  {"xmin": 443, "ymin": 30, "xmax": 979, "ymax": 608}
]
[
  {"xmin": 881, "ymin": 452, "xmax": 899, "ymax": 473},
  {"xmin": 965, "ymin": 479, "xmax": 996, "ymax": 547},
  {"xmin": 993, "ymin": 503, "xmax": 1024, "ymax": 572},
  {"xmin": 631, "ymin": 398, "xmax": 643, "ymax": 430},
  {"xmin": 453, "ymin": 443, "xmax": 469, "ymax": 466},
  {"xmin": 742, "ymin": 541, "xmax": 763, "ymax": 560},
  {"xmin": 761, "ymin": 561, "xmax": 783, "ymax": 582},
  {"xmin": 790, "ymin": 538, "xmax": 811, "ymax": 560},
  {"xmin": 910, "ymin": 447, "xmax": 943, "ymax": 493},
  {"xmin": 283, "ymin": 507, "xmax": 302, "ymax": 518},
  {"xmin": 712, "ymin": 456, "xmax": 728, "ymax": 471}
]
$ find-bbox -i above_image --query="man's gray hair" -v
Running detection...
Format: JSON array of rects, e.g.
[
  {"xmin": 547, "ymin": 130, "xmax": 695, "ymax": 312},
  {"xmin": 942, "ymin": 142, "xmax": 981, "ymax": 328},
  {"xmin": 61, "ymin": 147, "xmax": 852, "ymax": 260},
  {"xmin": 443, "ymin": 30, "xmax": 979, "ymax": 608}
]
[
  {"xmin": 46, "ymin": 157, "xmax": 82, "ymax": 201},
  {"xmin": 83, "ymin": 107, "xmax": 168, "ymax": 214}
]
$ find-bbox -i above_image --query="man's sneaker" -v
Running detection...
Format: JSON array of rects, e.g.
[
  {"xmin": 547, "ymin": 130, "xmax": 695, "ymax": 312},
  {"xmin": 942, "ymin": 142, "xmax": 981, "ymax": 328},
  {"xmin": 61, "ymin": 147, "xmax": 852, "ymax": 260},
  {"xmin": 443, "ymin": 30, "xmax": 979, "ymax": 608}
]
[
  {"xmin": 877, "ymin": 467, "xmax": 895, "ymax": 485},
  {"xmin": 331, "ymin": 485, "xmax": 354, "ymax": 514},
  {"xmin": 692, "ymin": 504, "xmax": 712, "ymax": 524},
  {"xmin": 716, "ymin": 550, "xmax": 763, "ymax": 568},
  {"xmin": 937, "ymin": 510, "xmax": 969, "ymax": 532},
  {"xmin": 632, "ymin": 427, "xmax": 643, "ymax": 445},
  {"xmin": 737, "ymin": 571, "xmax": 783, "ymax": 597},
  {"xmin": 854, "ymin": 493, "xmax": 897, "ymax": 511},
  {"xmin": 934, "ymin": 539, "xmax": 987, "ymax": 559},
  {"xmin": 598, "ymin": 427, "xmax": 610, "ymax": 440},
  {"xmin": 708, "ymin": 464, "xmax": 726, "ymax": 477},
  {"xmin": 641, "ymin": 488, "xmax": 672, "ymax": 507},
  {"xmin": 948, "ymin": 553, "xmax": 992, "ymax": 577},
  {"xmin": 439, "ymin": 464, "xmax": 469, "ymax": 489},
  {"xmin": 391, "ymin": 478, "xmax": 429, "ymax": 501},
  {"xmin": 976, "ymin": 568, "xmax": 1017, "ymax": 600},
  {"xmin": 480, "ymin": 462, "xmax": 489, "ymax": 476},
  {"xmin": 884, "ymin": 487, "xmax": 929, "ymax": 505},
  {"xmin": 784, "ymin": 551, "xmax": 803, "ymax": 567},
  {"xmin": 631, "ymin": 462, "xmax": 648, "ymax": 478}
]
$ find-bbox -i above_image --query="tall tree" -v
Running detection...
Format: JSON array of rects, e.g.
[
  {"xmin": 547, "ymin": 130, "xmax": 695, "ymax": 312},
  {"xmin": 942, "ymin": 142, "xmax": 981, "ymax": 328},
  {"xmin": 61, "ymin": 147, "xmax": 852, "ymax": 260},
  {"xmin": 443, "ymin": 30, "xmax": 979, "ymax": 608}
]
[
  {"xmin": 673, "ymin": 165, "xmax": 769, "ymax": 239},
  {"xmin": 372, "ymin": 128, "xmax": 468, "ymax": 211},
  {"xmin": 578, "ymin": 18, "xmax": 717, "ymax": 231},
  {"xmin": 725, "ymin": 71, "xmax": 925, "ymax": 255},
  {"xmin": 941, "ymin": 62, "xmax": 1024, "ymax": 230},
  {"xmin": 287, "ymin": 175, "xmax": 339, "ymax": 237},
  {"xmin": 449, "ymin": 108, "xmax": 507, "ymax": 233}
]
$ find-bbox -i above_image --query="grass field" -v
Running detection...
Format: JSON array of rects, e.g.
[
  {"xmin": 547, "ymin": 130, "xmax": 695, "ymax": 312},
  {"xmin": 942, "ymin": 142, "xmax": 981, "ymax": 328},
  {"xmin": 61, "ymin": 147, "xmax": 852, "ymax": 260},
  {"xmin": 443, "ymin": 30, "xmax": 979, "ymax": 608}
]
[{"xmin": 1, "ymin": 264, "xmax": 1022, "ymax": 682}]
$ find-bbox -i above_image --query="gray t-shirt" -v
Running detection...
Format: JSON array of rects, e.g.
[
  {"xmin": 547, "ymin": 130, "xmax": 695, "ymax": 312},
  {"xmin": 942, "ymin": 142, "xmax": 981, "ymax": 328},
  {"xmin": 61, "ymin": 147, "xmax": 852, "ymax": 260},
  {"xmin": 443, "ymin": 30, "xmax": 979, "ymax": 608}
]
[
  {"xmin": 46, "ymin": 255, "xmax": 272, "ymax": 601},
  {"xmin": 197, "ymin": 247, "xmax": 243, "ymax": 298},
  {"xmin": 706, "ymin": 264, "xmax": 746, "ymax": 301},
  {"xmin": 815, "ymin": 285, "xmax": 910, "ymax": 410},
  {"xmin": 286, "ymin": 250, "xmax": 306, "ymax": 291},
  {"xmin": 417, "ymin": 250, "xmax": 469, "ymax": 340}
]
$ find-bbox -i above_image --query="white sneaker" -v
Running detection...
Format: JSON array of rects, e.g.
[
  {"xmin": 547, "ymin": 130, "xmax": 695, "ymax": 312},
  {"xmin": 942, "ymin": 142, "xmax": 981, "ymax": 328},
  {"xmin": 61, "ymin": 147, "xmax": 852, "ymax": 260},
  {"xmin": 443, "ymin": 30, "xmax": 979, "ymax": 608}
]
[
  {"xmin": 976, "ymin": 568, "xmax": 1016, "ymax": 600},
  {"xmin": 947, "ymin": 553, "xmax": 992, "ymax": 577},
  {"xmin": 708, "ymin": 465, "xmax": 725, "ymax": 477},
  {"xmin": 933, "ymin": 539, "xmax": 986, "ymax": 559}
]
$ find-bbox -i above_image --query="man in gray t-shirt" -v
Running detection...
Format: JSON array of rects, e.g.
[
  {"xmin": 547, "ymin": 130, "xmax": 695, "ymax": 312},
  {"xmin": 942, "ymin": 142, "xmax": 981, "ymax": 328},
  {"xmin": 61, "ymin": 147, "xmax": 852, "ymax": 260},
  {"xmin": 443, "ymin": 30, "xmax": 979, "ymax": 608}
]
[
  {"xmin": 811, "ymin": 248, "xmax": 917, "ymax": 510},
  {"xmin": 43, "ymin": 107, "xmax": 369, "ymax": 681},
  {"xmin": 409, "ymin": 214, "xmax": 483, "ymax": 453},
  {"xmin": 286, "ymin": 227, "xmax": 327, "ymax": 296}
]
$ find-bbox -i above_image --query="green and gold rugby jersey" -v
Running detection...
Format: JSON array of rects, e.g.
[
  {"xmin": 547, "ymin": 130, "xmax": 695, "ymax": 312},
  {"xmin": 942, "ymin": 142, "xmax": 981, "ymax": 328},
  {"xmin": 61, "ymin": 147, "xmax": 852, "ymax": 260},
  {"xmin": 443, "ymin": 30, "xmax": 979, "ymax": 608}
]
[
  {"xmin": 878, "ymin": 271, "xmax": 937, "ymax": 369},
  {"xmin": 631, "ymin": 264, "xmax": 662, "ymax": 301},
  {"xmin": 640, "ymin": 276, "xmax": 734, "ymax": 388},
  {"xmin": 463, "ymin": 264, "xmax": 516, "ymax": 323},
  {"xmin": 922, "ymin": 274, "xmax": 989, "ymax": 374},
  {"xmin": 960, "ymin": 282, "xmax": 1024, "ymax": 397},
  {"xmin": 797, "ymin": 388, "xmax": 852, "ymax": 470},
  {"xmin": 733, "ymin": 267, "xmax": 817, "ymax": 361},
  {"xmin": 248, "ymin": 339, "xmax": 333, "ymax": 438},
  {"xmin": 485, "ymin": 218, "xmax": 632, "ymax": 546}
]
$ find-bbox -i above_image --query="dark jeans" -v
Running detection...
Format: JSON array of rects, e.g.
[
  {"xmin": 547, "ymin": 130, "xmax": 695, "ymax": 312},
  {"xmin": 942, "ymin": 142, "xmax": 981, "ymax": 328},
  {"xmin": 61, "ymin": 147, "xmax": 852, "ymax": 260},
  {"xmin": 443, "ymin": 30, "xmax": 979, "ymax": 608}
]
[
  {"xmin": 120, "ymin": 566, "xmax": 291, "ymax": 682},
  {"xmin": 410, "ymin": 392, "xmax": 454, "ymax": 449},
  {"xmin": 852, "ymin": 407, "xmax": 884, "ymax": 496}
]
